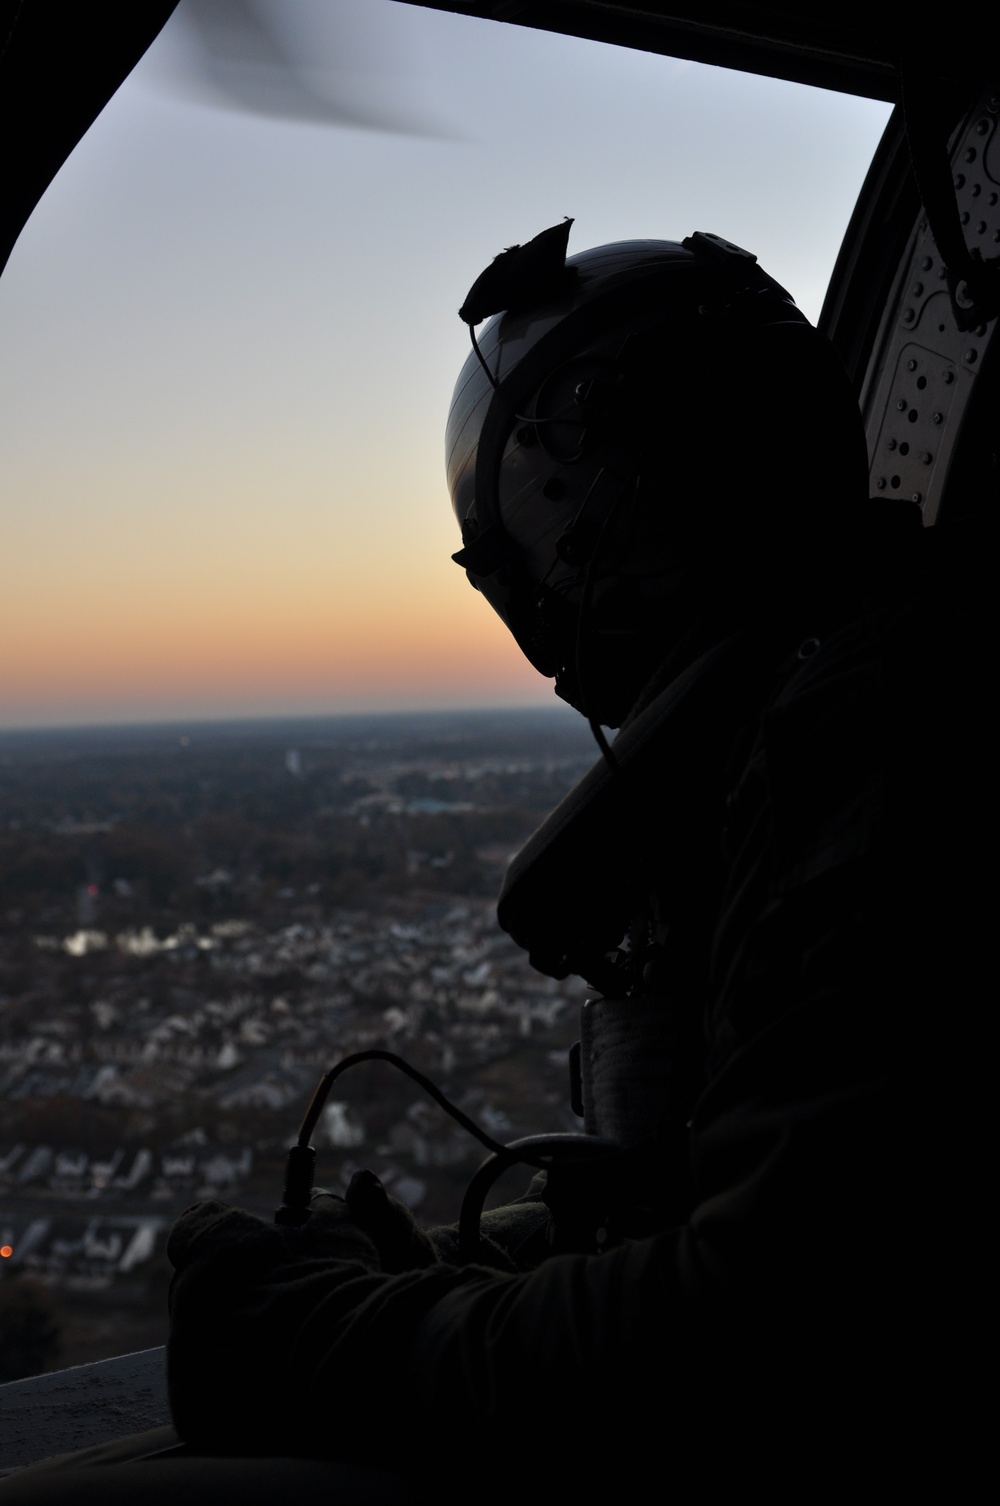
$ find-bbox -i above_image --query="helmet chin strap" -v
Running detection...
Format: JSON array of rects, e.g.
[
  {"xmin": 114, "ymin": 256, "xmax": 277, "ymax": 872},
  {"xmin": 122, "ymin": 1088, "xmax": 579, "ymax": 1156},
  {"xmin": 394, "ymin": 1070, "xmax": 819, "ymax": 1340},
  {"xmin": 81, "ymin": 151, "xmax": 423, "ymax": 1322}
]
[{"xmin": 546, "ymin": 464, "xmax": 643, "ymax": 769}]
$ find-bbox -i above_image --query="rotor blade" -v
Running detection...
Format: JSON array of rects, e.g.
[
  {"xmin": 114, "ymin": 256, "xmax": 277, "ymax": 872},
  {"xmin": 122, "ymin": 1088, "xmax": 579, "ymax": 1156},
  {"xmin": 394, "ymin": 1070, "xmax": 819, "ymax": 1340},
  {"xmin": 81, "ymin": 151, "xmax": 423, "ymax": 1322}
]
[{"xmin": 148, "ymin": 0, "xmax": 449, "ymax": 137}]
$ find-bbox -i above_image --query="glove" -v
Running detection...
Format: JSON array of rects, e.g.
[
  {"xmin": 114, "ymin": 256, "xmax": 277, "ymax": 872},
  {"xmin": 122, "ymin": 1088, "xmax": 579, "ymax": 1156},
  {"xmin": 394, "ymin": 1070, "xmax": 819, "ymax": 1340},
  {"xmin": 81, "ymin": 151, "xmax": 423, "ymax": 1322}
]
[
  {"xmin": 167, "ymin": 1195, "xmax": 385, "ymax": 1453},
  {"xmin": 168, "ymin": 1193, "xmax": 381, "ymax": 1271},
  {"xmin": 342, "ymin": 1169, "xmax": 439, "ymax": 1272},
  {"xmin": 339, "ymin": 1168, "xmax": 542, "ymax": 1274}
]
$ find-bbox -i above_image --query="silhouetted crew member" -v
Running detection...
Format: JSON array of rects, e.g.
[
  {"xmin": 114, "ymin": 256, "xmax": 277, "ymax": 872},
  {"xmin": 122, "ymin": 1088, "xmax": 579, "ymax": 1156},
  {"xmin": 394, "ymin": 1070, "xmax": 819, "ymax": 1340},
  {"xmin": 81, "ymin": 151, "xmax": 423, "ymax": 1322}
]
[{"xmin": 10, "ymin": 223, "xmax": 989, "ymax": 1502}]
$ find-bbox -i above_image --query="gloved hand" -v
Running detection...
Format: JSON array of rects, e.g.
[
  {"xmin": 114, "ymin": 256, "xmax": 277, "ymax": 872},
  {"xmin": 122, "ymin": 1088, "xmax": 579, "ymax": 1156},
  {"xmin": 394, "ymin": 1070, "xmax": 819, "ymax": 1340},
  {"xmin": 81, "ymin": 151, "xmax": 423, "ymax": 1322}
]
[
  {"xmin": 168, "ymin": 1192, "xmax": 381, "ymax": 1271},
  {"xmin": 168, "ymin": 1170, "xmax": 439, "ymax": 1277},
  {"xmin": 342, "ymin": 1169, "xmax": 439, "ymax": 1272},
  {"xmin": 167, "ymin": 1194, "xmax": 386, "ymax": 1453}
]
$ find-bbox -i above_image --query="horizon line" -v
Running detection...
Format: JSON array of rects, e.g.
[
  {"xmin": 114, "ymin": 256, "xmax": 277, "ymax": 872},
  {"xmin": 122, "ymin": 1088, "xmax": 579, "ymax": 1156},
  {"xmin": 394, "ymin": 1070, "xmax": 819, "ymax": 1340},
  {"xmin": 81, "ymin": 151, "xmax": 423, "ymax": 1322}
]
[{"xmin": 0, "ymin": 701, "xmax": 585, "ymax": 740}]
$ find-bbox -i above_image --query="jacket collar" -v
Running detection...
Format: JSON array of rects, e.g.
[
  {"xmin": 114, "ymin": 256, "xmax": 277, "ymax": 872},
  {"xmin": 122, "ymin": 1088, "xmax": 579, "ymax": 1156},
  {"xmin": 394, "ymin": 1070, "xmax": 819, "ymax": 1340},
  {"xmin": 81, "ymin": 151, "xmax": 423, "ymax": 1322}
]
[{"xmin": 498, "ymin": 628, "xmax": 777, "ymax": 987}]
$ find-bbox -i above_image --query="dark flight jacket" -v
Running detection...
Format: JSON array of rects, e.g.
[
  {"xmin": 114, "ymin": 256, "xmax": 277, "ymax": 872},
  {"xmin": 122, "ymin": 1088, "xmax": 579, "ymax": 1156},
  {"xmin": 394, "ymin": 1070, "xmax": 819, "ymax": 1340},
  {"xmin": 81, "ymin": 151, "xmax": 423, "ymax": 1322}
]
[{"xmin": 167, "ymin": 508, "xmax": 991, "ymax": 1496}]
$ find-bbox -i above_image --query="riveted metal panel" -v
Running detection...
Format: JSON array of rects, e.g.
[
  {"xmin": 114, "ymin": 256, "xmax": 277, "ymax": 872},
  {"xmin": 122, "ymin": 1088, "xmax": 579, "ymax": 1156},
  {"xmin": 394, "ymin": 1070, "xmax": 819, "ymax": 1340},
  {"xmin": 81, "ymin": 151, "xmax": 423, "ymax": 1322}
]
[{"xmin": 861, "ymin": 92, "xmax": 1000, "ymax": 523}]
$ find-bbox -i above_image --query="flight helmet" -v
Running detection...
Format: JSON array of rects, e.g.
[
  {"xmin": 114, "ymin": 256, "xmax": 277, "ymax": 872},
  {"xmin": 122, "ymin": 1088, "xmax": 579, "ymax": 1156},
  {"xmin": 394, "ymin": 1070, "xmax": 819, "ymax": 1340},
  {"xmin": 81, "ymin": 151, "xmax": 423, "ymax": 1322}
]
[{"xmin": 446, "ymin": 220, "xmax": 865, "ymax": 727}]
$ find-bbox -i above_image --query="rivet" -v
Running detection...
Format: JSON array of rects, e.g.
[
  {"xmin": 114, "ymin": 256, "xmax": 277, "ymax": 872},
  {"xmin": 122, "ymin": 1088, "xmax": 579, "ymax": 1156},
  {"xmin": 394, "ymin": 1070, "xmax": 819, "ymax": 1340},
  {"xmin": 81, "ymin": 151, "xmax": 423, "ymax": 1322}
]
[
  {"xmin": 971, "ymin": 183, "xmax": 982, "ymax": 197},
  {"xmin": 911, "ymin": 283, "xmax": 924, "ymax": 297},
  {"xmin": 876, "ymin": 476, "xmax": 887, "ymax": 490},
  {"xmin": 932, "ymin": 412, "xmax": 944, "ymax": 424},
  {"xmin": 990, "ymin": 192, "xmax": 999, "ymax": 206},
  {"xmin": 953, "ymin": 175, "xmax": 965, "ymax": 189},
  {"xmin": 978, "ymin": 221, "xmax": 987, "ymax": 234},
  {"xmin": 797, "ymin": 638, "xmax": 821, "ymax": 660},
  {"xmin": 516, "ymin": 426, "xmax": 534, "ymax": 446},
  {"xmin": 906, "ymin": 358, "xmax": 918, "ymax": 370},
  {"xmin": 920, "ymin": 452, "xmax": 933, "ymax": 464},
  {"xmin": 921, "ymin": 255, "xmax": 933, "ymax": 270},
  {"xmin": 887, "ymin": 437, "xmax": 898, "ymax": 451},
  {"xmin": 960, "ymin": 211, "xmax": 970, "ymax": 225},
  {"xmin": 911, "ymin": 492, "xmax": 923, "ymax": 505},
  {"xmin": 897, "ymin": 399, "xmax": 908, "ymax": 411},
  {"xmin": 943, "ymin": 370, "xmax": 955, "ymax": 384},
  {"xmin": 903, "ymin": 307, "xmax": 916, "ymax": 323},
  {"xmin": 964, "ymin": 147, "xmax": 977, "ymax": 163},
  {"xmin": 965, "ymin": 348, "xmax": 978, "ymax": 363},
  {"xmin": 976, "ymin": 118, "xmax": 990, "ymax": 135}
]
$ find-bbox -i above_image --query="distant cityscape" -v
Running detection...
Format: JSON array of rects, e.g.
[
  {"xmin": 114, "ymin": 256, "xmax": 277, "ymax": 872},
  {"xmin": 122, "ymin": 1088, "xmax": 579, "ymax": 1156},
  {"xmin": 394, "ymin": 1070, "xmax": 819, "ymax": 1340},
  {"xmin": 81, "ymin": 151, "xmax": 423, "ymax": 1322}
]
[{"xmin": 0, "ymin": 708, "xmax": 598, "ymax": 1376}]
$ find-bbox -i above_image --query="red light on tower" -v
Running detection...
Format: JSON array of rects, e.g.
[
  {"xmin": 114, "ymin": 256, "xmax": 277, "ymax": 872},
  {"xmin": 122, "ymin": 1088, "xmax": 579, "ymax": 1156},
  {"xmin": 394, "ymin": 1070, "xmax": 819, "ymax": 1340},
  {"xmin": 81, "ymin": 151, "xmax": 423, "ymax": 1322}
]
[{"xmin": 0, "ymin": 1245, "xmax": 12, "ymax": 1258}]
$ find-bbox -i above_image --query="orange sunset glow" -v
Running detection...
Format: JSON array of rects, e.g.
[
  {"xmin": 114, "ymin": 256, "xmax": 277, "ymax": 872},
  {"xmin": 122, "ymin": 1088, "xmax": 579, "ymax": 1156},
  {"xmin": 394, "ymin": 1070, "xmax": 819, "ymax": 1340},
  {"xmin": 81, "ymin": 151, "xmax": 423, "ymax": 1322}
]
[{"xmin": 0, "ymin": 550, "xmax": 548, "ymax": 724}]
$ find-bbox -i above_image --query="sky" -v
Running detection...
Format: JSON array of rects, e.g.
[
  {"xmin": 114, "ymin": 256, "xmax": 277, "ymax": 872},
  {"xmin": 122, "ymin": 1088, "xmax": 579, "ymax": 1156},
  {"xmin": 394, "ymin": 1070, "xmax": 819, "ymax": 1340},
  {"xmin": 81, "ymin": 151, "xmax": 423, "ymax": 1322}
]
[{"xmin": 0, "ymin": 1, "xmax": 892, "ymax": 730}]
